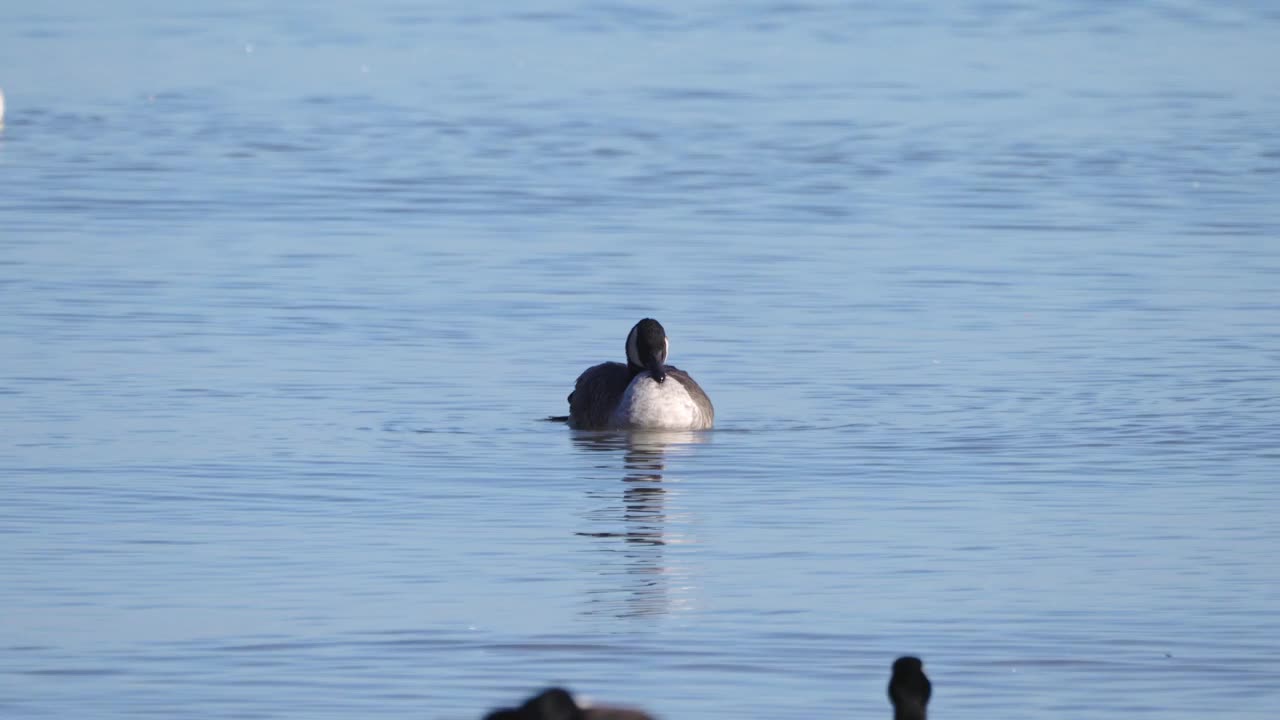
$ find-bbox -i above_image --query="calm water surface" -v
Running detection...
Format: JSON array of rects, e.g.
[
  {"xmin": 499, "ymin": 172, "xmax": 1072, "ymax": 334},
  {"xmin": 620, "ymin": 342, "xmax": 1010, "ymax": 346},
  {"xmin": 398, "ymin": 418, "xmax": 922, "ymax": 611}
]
[{"xmin": 2, "ymin": 1, "xmax": 1279, "ymax": 718}]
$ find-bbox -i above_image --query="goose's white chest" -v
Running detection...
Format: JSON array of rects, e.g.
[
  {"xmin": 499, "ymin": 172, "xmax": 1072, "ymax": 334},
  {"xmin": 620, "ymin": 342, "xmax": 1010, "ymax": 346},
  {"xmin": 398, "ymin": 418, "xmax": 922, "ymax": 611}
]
[{"xmin": 610, "ymin": 375, "xmax": 710, "ymax": 430}]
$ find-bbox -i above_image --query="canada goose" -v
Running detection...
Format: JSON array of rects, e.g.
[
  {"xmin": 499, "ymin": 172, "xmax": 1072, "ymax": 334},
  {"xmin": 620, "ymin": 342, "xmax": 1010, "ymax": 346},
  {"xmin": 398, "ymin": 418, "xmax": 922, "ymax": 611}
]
[
  {"xmin": 888, "ymin": 656, "xmax": 932, "ymax": 720},
  {"xmin": 566, "ymin": 318, "xmax": 714, "ymax": 431},
  {"xmin": 483, "ymin": 687, "xmax": 654, "ymax": 720}
]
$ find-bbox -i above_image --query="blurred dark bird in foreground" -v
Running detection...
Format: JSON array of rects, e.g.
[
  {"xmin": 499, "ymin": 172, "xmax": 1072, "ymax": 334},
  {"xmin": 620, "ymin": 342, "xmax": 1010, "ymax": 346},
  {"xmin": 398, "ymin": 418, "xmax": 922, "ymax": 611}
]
[{"xmin": 484, "ymin": 655, "xmax": 932, "ymax": 720}]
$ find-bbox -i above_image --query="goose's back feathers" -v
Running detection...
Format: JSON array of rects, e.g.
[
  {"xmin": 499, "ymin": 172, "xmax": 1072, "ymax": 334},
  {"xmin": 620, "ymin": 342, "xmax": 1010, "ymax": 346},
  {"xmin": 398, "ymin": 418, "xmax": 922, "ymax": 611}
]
[{"xmin": 567, "ymin": 362, "xmax": 631, "ymax": 430}]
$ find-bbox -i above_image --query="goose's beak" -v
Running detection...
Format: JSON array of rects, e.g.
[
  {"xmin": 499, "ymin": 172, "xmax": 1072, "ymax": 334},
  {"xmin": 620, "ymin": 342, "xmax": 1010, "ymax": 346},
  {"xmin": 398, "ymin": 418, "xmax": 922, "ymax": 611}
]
[{"xmin": 644, "ymin": 353, "xmax": 667, "ymax": 383}]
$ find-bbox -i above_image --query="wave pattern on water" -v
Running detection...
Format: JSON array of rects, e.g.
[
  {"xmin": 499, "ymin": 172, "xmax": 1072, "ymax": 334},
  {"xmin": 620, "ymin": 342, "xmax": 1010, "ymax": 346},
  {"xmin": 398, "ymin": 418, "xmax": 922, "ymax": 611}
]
[{"xmin": 2, "ymin": 1, "xmax": 1279, "ymax": 719}]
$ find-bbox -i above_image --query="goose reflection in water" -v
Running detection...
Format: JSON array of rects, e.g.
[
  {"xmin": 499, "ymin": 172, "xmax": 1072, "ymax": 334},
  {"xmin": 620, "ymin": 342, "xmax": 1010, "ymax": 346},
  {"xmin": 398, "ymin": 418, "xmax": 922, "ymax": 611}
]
[{"xmin": 571, "ymin": 430, "xmax": 708, "ymax": 619}]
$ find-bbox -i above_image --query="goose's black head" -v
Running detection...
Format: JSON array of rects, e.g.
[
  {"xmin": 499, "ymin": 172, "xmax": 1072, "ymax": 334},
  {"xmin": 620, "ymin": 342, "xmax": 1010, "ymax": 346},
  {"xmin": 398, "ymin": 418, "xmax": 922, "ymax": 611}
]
[
  {"xmin": 625, "ymin": 318, "xmax": 669, "ymax": 383},
  {"xmin": 888, "ymin": 656, "xmax": 931, "ymax": 720}
]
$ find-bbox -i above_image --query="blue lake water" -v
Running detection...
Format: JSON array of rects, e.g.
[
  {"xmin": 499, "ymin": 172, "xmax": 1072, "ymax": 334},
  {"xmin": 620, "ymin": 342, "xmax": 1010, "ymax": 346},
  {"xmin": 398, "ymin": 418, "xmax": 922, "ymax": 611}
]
[{"xmin": 2, "ymin": 1, "xmax": 1279, "ymax": 718}]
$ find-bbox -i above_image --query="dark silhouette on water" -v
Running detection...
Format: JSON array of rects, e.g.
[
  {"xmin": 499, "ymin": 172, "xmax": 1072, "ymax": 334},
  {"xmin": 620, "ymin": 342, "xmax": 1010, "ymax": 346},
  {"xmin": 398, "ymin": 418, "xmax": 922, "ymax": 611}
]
[
  {"xmin": 484, "ymin": 687, "xmax": 653, "ymax": 720},
  {"xmin": 486, "ymin": 656, "xmax": 931, "ymax": 720},
  {"xmin": 888, "ymin": 656, "xmax": 932, "ymax": 720}
]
